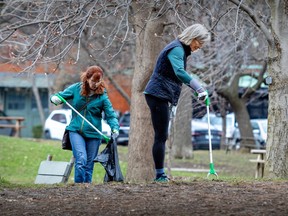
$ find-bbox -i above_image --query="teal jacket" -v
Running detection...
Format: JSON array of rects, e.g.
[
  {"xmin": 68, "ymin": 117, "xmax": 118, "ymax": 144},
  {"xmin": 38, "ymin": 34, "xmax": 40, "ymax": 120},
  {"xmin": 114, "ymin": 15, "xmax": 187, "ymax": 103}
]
[{"xmin": 51, "ymin": 82, "xmax": 119, "ymax": 139}]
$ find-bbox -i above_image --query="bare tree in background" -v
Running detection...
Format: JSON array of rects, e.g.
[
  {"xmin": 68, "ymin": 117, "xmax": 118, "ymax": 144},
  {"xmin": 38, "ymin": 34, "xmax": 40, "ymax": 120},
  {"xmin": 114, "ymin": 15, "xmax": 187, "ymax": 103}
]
[
  {"xmin": 227, "ymin": 0, "xmax": 288, "ymax": 177},
  {"xmin": 0, "ymin": 0, "xmax": 134, "ymax": 130},
  {"xmin": 188, "ymin": 1, "xmax": 270, "ymax": 149},
  {"xmin": 0, "ymin": 1, "xmax": 132, "ymax": 69}
]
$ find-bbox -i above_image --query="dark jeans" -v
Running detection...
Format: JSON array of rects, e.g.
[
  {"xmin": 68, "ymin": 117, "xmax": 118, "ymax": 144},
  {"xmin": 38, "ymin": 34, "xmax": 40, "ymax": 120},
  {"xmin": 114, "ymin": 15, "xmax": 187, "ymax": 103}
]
[{"xmin": 145, "ymin": 94, "xmax": 169, "ymax": 169}]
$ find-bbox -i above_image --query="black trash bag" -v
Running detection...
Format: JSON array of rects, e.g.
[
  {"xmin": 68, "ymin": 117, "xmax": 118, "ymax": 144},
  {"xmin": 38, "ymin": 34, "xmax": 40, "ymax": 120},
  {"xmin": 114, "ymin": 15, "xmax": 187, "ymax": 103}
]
[
  {"xmin": 94, "ymin": 138, "xmax": 124, "ymax": 182},
  {"xmin": 62, "ymin": 129, "xmax": 72, "ymax": 151}
]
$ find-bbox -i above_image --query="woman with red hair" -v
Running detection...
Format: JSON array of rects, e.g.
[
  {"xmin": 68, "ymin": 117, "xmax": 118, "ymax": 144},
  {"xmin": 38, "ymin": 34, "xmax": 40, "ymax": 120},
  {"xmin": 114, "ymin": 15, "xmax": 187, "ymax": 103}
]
[{"xmin": 50, "ymin": 66, "xmax": 119, "ymax": 183}]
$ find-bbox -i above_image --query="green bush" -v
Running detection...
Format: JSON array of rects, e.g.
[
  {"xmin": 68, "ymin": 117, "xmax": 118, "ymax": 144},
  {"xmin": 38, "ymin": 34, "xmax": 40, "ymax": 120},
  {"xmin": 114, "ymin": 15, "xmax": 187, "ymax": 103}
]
[{"xmin": 32, "ymin": 125, "xmax": 43, "ymax": 138}]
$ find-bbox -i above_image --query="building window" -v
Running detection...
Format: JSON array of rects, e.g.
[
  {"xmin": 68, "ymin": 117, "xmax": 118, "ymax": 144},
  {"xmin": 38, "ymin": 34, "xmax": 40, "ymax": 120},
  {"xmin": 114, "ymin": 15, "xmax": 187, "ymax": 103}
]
[{"xmin": 7, "ymin": 91, "xmax": 25, "ymax": 110}]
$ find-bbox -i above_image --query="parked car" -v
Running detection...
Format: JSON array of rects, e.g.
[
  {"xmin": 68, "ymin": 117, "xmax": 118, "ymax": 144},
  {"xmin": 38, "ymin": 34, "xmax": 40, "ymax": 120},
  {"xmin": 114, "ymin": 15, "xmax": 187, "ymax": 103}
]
[
  {"xmin": 0, "ymin": 110, "xmax": 15, "ymax": 136},
  {"xmin": 191, "ymin": 119, "xmax": 222, "ymax": 150},
  {"xmin": 117, "ymin": 111, "xmax": 130, "ymax": 145},
  {"xmin": 251, "ymin": 119, "xmax": 267, "ymax": 147},
  {"xmin": 201, "ymin": 112, "xmax": 237, "ymax": 145},
  {"xmin": 44, "ymin": 109, "xmax": 111, "ymax": 141},
  {"xmin": 233, "ymin": 118, "xmax": 267, "ymax": 149}
]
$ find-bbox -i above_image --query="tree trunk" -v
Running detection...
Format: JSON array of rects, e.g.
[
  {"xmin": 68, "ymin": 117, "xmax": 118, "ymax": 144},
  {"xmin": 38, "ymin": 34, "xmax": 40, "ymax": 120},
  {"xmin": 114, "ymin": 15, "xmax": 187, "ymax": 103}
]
[
  {"xmin": 173, "ymin": 85, "xmax": 193, "ymax": 159},
  {"xmin": 230, "ymin": 97, "xmax": 255, "ymax": 148},
  {"xmin": 266, "ymin": 0, "xmax": 288, "ymax": 178},
  {"xmin": 217, "ymin": 73, "xmax": 255, "ymax": 149},
  {"xmin": 126, "ymin": 1, "xmax": 168, "ymax": 182},
  {"xmin": 45, "ymin": 63, "xmax": 54, "ymax": 112},
  {"xmin": 32, "ymin": 75, "xmax": 45, "ymax": 127},
  {"xmin": 219, "ymin": 97, "xmax": 228, "ymax": 148}
]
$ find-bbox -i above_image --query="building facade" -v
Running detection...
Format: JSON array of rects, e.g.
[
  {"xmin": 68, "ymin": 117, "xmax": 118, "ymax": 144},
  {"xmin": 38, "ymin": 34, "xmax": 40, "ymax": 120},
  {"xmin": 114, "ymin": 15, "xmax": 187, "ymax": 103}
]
[{"xmin": 0, "ymin": 72, "xmax": 53, "ymax": 137}]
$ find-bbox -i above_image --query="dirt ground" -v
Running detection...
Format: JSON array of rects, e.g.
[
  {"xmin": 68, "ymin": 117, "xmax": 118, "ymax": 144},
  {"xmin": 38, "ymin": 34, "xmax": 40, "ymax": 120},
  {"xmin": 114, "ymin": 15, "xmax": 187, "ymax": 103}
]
[{"xmin": 1, "ymin": 180, "xmax": 288, "ymax": 216}]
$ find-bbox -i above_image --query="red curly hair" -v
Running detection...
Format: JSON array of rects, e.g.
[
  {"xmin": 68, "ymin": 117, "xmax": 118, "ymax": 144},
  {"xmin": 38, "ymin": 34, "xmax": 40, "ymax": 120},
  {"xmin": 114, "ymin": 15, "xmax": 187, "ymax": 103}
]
[{"xmin": 80, "ymin": 66, "xmax": 107, "ymax": 96}]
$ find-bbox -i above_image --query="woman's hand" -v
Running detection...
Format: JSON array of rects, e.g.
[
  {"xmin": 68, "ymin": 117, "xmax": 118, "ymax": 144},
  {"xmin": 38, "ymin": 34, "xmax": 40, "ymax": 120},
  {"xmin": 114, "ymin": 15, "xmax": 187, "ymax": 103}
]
[
  {"xmin": 112, "ymin": 129, "xmax": 119, "ymax": 141},
  {"xmin": 51, "ymin": 95, "xmax": 62, "ymax": 105}
]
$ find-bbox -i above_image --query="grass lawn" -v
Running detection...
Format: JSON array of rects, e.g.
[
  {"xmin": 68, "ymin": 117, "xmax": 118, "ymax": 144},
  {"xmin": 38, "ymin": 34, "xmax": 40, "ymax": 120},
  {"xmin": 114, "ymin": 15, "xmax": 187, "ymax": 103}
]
[
  {"xmin": 170, "ymin": 149, "xmax": 258, "ymax": 180},
  {"xmin": 0, "ymin": 135, "xmax": 259, "ymax": 185}
]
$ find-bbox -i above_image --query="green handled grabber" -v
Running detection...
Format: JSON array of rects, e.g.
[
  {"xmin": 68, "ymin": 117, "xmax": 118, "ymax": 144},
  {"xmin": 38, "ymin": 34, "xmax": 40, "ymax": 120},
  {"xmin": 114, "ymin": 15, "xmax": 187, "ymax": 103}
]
[
  {"xmin": 56, "ymin": 94, "xmax": 110, "ymax": 143},
  {"xmin": 205, "ymin": 96, "xmax": 218, "ymax": 178}
]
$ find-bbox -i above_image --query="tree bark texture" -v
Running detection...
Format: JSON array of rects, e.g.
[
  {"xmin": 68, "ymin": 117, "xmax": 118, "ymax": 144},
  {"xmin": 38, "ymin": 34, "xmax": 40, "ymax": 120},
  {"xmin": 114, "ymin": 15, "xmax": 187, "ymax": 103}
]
[
  {"xmin": 266, "ymin": 0, "xmax": 288, "ymax": 178},
  {"xmin": 126, "ymin": 1, "xmax": 168, "ymax": 182},
  {"xmin": 173, "ymin": 85, "xmax": 193, "ymax": 159}
]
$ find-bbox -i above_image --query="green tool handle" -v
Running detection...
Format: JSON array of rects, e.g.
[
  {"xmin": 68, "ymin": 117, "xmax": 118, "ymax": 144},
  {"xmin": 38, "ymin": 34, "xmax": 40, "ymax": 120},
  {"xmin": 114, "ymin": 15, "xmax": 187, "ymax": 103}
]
[
  {"xmin": 56, "ymin": 94, "xmax": 67, "ymax": 104},
  {"xmin": 56, "ymin": 94, "xmax": 110, "ymax": 143}
]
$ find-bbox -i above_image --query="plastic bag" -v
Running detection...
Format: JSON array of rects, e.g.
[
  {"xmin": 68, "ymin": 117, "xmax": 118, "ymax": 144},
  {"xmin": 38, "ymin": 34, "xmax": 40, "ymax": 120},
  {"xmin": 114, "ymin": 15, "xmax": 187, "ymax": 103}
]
[
  {"xmin": 94, "ymin": 138, "xmax": 124, "ymax": 182},
  {"xmin": 62, "ymin": 129, "xmax": 72, "ymax": 151}
]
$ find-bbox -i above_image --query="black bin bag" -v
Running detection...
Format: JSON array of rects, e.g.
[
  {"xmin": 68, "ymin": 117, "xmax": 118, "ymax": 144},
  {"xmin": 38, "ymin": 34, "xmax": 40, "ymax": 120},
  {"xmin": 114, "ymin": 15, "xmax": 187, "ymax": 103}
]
[{"xmin": 94, "ymin": 138, "xmax": 124, "ymax": 182}]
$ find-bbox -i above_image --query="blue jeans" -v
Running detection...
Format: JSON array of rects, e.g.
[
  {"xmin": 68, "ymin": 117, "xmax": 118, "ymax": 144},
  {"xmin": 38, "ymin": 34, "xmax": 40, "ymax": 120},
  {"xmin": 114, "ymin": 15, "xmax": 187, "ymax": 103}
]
[{"xmin": 69, "ymin": 131, "xmax": 101, "ymax": 183}]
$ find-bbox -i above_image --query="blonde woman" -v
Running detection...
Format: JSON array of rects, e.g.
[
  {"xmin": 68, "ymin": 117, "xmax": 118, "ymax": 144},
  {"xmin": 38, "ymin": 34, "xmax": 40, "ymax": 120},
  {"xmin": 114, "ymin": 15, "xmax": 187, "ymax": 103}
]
[{"xmin": 144, "ymin": 24, "xmax": 210, "ymax": 182}]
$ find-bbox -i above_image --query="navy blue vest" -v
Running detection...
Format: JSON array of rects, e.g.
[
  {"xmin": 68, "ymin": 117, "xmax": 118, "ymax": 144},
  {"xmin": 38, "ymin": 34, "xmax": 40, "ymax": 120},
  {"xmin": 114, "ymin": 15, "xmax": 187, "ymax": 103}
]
[{"xmin": 144, "ymin": 39, "xmax": 191, "ymax": 105}]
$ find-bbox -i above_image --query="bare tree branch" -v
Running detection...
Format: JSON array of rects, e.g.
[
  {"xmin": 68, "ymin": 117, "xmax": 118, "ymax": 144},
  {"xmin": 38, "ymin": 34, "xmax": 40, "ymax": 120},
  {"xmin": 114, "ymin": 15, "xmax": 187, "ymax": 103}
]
[{"xmin": 228, "ymin": 0, "xmax": 273, "ymax": 45}]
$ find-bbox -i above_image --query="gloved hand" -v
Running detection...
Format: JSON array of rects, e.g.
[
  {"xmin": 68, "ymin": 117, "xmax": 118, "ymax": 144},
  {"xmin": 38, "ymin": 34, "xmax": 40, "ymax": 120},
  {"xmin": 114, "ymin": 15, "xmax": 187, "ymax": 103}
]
[
  {"xmin": 197, "ymin": 91, "xmax": 208, "ymax": 101},
  {"xmin": 51, "ymin": 95, "xmax": 62, "ymax": 106},
  {"xmin": 190, "ymin": 79, "xmax": 203, "ymax": 92},
  {"xmin": 112, "ymin": 129, "xmax": 119, "ymax": 141}
]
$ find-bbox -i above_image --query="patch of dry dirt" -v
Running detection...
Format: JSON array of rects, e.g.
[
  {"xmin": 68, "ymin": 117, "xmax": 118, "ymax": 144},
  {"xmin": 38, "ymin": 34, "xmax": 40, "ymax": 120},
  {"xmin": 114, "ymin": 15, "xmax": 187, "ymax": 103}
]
[{"xmin": 1, "ymin": 180, "xmax": 288, "ymax": 216}]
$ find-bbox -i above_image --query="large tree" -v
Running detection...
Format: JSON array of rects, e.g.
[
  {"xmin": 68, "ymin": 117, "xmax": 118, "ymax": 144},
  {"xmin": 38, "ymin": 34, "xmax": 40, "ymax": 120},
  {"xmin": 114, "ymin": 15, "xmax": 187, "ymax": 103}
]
[
  {"xmin": 125, "ymin": 1, "xmax": 170, "ymax": 181},
  {"xmin": 265, "ymin": 0, "xmax": 288, "ymax": 178}
]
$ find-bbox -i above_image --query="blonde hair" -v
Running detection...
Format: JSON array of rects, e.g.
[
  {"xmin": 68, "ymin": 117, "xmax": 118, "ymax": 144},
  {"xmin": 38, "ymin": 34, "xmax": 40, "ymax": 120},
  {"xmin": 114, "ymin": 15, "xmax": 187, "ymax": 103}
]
[{"xmin": 178, "ymin": 24, "xmax": 210, "ymax": 45}]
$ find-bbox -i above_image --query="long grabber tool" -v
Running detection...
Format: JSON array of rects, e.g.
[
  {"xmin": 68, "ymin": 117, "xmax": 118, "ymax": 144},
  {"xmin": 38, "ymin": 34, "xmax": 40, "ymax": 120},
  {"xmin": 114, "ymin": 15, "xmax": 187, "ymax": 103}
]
[
  {"xmin": 205, "ymin": 95, "xmax": 218, "ymax": 178},
  {"xmin": 56, "ymin": 94, "xmax": 110, "ymax": 143}
]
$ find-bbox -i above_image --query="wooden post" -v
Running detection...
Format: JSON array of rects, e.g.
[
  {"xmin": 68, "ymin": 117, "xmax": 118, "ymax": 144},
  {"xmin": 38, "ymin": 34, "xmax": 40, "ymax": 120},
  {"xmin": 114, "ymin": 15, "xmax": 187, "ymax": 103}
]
[
  {"xmin": 15, "ymin": 119, "xmax": 20, "ymax": 137},
  {"xmin": 47, "ymin": 155, "xmax": 53, "ymax": 161}
]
